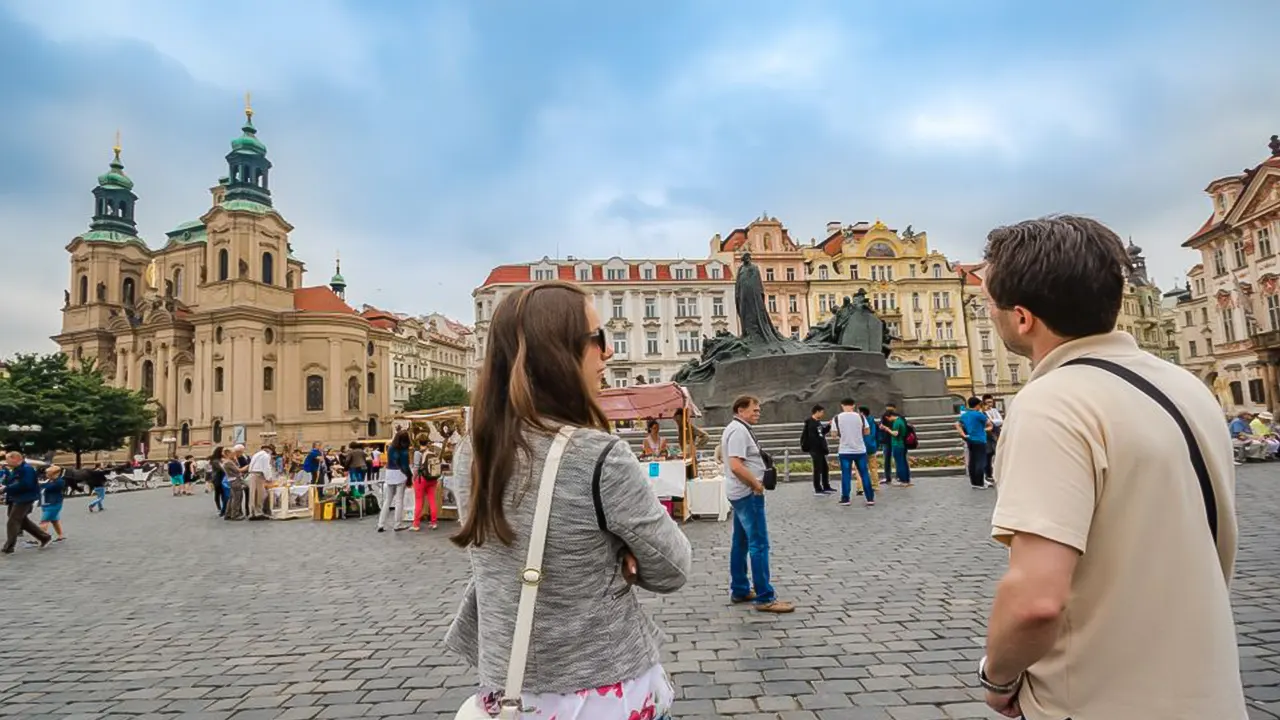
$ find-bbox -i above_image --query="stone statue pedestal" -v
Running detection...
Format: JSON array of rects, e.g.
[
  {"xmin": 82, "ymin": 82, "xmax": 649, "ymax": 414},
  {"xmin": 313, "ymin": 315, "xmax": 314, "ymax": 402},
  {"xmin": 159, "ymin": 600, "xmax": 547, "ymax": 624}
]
[{"xmin": 685, "ymin": 349, "xmax": 901, "ymax": 426}]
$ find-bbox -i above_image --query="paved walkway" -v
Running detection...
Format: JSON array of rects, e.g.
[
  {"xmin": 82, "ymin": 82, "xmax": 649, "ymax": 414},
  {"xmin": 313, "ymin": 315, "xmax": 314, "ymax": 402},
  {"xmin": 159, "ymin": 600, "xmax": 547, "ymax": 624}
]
[{"xmin": 2, "ymin": 467, "xmax": 1278, "ymax": 719}]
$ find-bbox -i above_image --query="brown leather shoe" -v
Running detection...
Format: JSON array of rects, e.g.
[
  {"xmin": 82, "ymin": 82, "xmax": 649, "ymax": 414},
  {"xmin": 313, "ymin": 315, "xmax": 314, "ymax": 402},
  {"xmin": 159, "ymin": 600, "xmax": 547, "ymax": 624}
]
[
  {"xmin": 755, "ymin": 600, "xmax": 796, "ymax": 613},
  {"xmin": 730, "ymin": 592, "xmax": 756, "ymax": 604}
]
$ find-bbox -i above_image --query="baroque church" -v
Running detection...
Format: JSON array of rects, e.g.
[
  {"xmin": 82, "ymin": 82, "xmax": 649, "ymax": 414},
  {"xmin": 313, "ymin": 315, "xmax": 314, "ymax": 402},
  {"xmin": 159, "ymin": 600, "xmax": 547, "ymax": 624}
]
[{"xmin": 53, "ymin": 104, "xmax": 394, "ymax": 456}]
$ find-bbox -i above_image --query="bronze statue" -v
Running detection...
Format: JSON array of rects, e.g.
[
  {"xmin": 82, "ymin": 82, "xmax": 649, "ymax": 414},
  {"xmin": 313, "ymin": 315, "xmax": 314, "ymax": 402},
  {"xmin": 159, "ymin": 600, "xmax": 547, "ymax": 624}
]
[
  {"xmin": 735, "ymin": 253, "xmax": 788, "ymax": 345},
  {"xmin": 802, "ymin": 289, "xmax": 887, "ymax": 354}
]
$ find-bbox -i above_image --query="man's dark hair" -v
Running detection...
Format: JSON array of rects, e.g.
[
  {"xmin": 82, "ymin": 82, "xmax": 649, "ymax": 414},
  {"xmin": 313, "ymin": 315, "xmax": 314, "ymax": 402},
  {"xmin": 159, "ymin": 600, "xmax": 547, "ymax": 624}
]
[
  {"xmin": 841, "ymin": 397, "xmax": 855, "ymax": 407},
  {"xmin": 811, "ymin": 404, "xmax": 824, "ymax": 415},
  {"xmin": 732, "ymin": 395, "xmax": 759, "ymax": 413},
  {"xmin": 858, "ymin": 406, "xmax": 871, "ymax": 415},
  {"xmin": 983, "ymin": 215, "xmax": 1131, "ymax": 338},
  {"xmin": 981, "ymin": 394, "xmax": 994, "ymax": 402},
  {"xmin": 967, "ymin": 396, "xmax": 982, "ymax": 409}
]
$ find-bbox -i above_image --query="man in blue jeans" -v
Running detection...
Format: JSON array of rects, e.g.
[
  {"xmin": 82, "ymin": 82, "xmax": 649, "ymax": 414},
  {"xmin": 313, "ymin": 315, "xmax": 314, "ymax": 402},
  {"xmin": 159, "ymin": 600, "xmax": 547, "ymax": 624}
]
[
  {"xmin": 722, "ymin": 395, "xmax": 795, "ymax": 614},
  {"xmin": 956, "ymin": 396, "xmax": 993, "ymax": 489},
  {"xmin": 833, "ymin": 398, "xmax": 874, "ymax": 506}
]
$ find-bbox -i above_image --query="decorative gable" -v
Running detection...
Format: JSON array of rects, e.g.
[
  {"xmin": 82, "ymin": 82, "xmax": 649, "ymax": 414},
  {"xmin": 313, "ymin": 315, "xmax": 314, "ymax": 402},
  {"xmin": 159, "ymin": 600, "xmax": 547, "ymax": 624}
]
[
  {"xmin": 603, "ymin": 257, "xmax": 630, "ymax": 281},
  {"xmin": 670, "ymin": 261, "xmax": 697, "ymax": 281},
  {"xmin": 530, "ymin": 259, "xmax": 557, "ymax": 282},
  {"xmin": 638, "ymin": 262, "xmax": 657, "ymax": 280},
  {"xmin": 574, "ymin": 262, "xmax": 593, "ymax": 282},
  {"xmin": 1229, "ymin": 170, "xmax": 1280, "ymax": 225}
]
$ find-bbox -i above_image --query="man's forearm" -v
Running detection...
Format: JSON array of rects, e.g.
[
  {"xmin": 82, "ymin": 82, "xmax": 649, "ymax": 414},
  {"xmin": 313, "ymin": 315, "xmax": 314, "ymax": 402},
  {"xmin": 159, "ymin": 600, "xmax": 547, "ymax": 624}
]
[{"xmin": 985, "ymin": 574, "xmax": 1064, "ymax": 684}]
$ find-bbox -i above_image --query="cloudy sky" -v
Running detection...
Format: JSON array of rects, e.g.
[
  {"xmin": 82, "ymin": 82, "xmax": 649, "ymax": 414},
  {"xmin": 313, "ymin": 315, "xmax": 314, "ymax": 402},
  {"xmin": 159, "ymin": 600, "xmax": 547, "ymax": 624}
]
[{"xmin": 2, "ymin": 0, "xmax": 1278, "ymax": 357}]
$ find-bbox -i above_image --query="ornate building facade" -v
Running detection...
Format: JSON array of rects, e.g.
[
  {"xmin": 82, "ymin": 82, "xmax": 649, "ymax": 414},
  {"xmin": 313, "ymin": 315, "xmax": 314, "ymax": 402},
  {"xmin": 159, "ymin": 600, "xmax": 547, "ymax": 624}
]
[
  {"xmin": 363, "ymin": 308, "xmax": 476, "ymax": 412},
  {"xmin": 710, "ymin": 215, "xmax": 810, "ymax": 339},
  {"xmin": 474, "ymin": 257, "xmax": 736, "ymax": 387},
  {"xmin": 803, "ymin": 220, "xmax": 973, "ymax": 394},
  {"xmin": 1181, "ymin": 135, "xmax": 1280, "ymax": 414},
  {"xmin": 1114, "ymin": 241, "xmax": 1180, "ymax": 364},
  {"xmin": 52, "ymin": 107, "xmax": 394, "ymax": 456}
]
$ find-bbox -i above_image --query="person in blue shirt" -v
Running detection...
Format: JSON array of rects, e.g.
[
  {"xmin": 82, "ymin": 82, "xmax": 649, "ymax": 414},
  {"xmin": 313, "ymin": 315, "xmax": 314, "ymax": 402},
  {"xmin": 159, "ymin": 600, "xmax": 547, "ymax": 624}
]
[
  {"xmin": 39, "ymin": 466, "xmax": 67, "ymax": 541},
  {"xmin": 3, "ymin": 451, "xmax": 52, "ymax": 553},
  {"xmin": 167, "ymin": 458, "xmax": 185, "ymax": 497},
  {"xmin": 955, "ymin": 396, "xmax": 994, "ymax": 489},
  {"xmin": 302, "ymin": 442, "xmax": 323, "ymax": 490}
]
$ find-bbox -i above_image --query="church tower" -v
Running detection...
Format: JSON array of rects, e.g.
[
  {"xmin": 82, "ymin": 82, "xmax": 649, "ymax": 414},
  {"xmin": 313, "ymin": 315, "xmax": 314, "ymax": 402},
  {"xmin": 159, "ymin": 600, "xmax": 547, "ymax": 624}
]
[
  {"xmin": 224, "ymin": 93, "xmax": 273, "ymax": 208},
  {"xmin": 330, "ymin": 254, "xmax": 347, "ymax": 299},
  {"xmin": 89, "ymin": 133, "xmax": 141, "ymax": 239}
]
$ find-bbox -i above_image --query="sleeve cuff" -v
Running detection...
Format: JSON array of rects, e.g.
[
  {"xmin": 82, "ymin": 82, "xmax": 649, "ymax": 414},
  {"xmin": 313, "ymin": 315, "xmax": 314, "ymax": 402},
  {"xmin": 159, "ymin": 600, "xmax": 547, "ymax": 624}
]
[{"xmin": 991, "ymin": 513, "xmax": 1088, "ymax": 554}]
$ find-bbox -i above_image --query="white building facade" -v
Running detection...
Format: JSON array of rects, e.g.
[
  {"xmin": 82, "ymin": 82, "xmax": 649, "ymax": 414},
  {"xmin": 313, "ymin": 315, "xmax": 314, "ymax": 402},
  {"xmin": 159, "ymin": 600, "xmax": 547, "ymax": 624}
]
[
  {"xmin": 474, "ymin": 256, "xmax": 738, "ymax": 387},
  {"xmin": 362, "ymin": 307, "xmax": 476, "ymax": 412}
]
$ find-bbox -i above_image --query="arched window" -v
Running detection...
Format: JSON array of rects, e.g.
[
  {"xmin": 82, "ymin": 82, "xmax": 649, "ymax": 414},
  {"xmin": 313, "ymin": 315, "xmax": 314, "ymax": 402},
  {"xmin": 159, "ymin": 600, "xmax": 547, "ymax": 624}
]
[
  {"xmin": 367, "ymin": 371, "xmax": 375, "ymax": 394},
  {"xmin": 932, "ymin": 263, "xmax": 942, "ymax": 279},
  {"xmin": 218, "ymin": 249, "xmax": 229, "ymax": 281},
  {"xmin": 263, "ymin": 366, "xmax": 274, "ymax": 391},
  {"xmin": 121, "ymin": 277, "xmax": 136, "ymax": 306},
  {"xmin": 255, "ymin": 168, "xmax": 264, "ymax": 187},
  {"xmin": 347, "ymin": 376, "xmax": 360, "ymax": 410},
  {"xmin": 179, "ymin": 423, "xmax": 190, "ymax": 446},
  {"xmin": 106, "ymin": 199, "xmax": 114, "ymax": 216},
  {"xmin": 306, "ymin": 375, "xmax": 324, "ymax": 411},
  {"xmin": 212, "ymin": 420, "xmax": 223, "ymax": 443},
  {"xmin": 141, "ymin": 360, "xmax": 154, "ymax": 397},
  {"xmin": 261, "ymin": 252, "xmax": 274, "ymax": 285},
  {"xmin": 367, "ymin": 417, "xmax": 378, "ymax": 437},
  {"xmin": 183, "ymin": 378, "xmax": 192, "ymax": 394},
  {"xmin": 173, "ymin": 268, "xmax": 183, "ymax": 299},
  {"xmin": 78, "ymin": 275, "xmax": 88, "ymax": 305},
  {"xmin": 367, "ymin": 341, "xmax": 375, "ymax": 357},
  {"xmin": 940, "ymin": 354, "xmax": 959, "ymax": 378},
  {"xmin": 286, "ymin": 271, "xmax": 294, "ymax": 289},
  {"xmin": 214, "ymin": 366, "xmax": 224, "ymax": 392}
]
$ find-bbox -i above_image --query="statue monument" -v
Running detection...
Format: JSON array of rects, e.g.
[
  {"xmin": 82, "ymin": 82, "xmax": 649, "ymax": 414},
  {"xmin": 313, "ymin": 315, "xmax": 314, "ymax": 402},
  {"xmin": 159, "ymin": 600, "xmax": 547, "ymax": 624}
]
[{"xmin": 674, "ymin": 255, "xmax": 953, "ymax": 425}]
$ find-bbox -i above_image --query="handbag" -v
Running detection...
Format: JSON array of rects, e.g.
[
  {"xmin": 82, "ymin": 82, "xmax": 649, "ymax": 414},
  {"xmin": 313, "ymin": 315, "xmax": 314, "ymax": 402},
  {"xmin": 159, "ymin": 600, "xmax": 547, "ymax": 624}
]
[
  {"xmin": 454, "ymin": 425, "xmax": 578, "ymax": 720},
  {"xmin": 1062, "ymin": 358, "xmax": 1218, "ymax": 542},
  {"xmin": 732, "ymin": 419, "xmax": 777, "ymax": 490}
]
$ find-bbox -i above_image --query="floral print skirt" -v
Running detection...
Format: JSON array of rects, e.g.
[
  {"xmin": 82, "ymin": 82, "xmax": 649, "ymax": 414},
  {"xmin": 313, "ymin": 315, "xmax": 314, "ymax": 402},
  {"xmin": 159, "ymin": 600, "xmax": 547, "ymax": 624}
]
[{"xmin": 475, "ymin": 664, "xmax": 674, "ymax": 719}]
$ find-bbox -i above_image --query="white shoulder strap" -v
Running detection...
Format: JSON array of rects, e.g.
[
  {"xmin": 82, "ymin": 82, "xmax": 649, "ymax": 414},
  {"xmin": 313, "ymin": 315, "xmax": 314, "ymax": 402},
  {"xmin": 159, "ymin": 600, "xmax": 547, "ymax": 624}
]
[{"xmin": 500, "ymin": 425, "xmax": 576, "ymax": 715}]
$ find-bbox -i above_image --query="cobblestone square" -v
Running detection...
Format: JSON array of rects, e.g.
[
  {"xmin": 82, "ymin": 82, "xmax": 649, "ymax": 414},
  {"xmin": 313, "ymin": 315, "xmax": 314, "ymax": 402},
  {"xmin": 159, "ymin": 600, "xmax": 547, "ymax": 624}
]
[{"xmin": 3, "ymin": 468, "xmax": 1278, "ymax": 719}]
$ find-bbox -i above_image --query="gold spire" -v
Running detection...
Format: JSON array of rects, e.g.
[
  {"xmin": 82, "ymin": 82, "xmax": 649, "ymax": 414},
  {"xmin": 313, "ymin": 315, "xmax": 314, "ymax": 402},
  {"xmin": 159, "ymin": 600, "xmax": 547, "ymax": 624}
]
[
  {"xmin": 244, "ymin": 91, "xmax": 253, "ymax": 121},
  {"xmin": 113, "ymin": 129, "xmax": 121, "ymax": 162}
]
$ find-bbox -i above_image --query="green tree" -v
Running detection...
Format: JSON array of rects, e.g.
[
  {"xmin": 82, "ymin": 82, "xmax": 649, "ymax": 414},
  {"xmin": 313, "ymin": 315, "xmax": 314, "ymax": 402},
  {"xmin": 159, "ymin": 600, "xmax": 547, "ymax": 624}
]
[
  {"xmin": 0, "ymin": 353, "xmax": 155, "ymax": 466},
  {"xmin": 403, "ymin": 376, "xmax": 470, "ymax": 412}
]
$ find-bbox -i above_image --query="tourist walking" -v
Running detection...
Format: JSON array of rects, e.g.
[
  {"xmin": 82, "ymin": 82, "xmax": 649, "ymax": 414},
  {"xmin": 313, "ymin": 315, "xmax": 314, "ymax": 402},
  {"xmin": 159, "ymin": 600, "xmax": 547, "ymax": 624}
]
[
  {"xmin": 976, "ymin": 215, "xmax": 1246, "ymax": 719},
  {"xmin": 247, "ymin": 443, "xmax": 273, "ymax": 520},
  {"xmin": 859, "ymin": 406, "xmax": 881, "ymax": 493},
  {"xmin": 412, "ymin": 440, "xmax": 441, "ymax": 531},
  {"xmin": 801, "ymin": 404, "xmax": 833, "ymax": 495},
  {"xmin": 447, "ymin": 281, "xmax": 690, "ymax": 719},
  {"xmin": 833, "ymin": 398, "xmax": 873, "ymax": 506},
  {"xmin": 208, "ymin": 446, "xmax": 226, "ymax": 516},
  {"xmin": 377, "ymin": 430, "xmax": 411, "ymax": 532},
  {"xmin": 2, "ymin": 450, "xmax": 52, "ymax": 554},
  {"xmin": 221, "ymin": 447, "xmax": 246, "ymax": 521},
  {"xmin": 87, "ymin": 464, "xmax": 107, "ymax": 513},
  {"xmin": 956, "ymin": 397, "xmax": 992, "ymax": 489},
  {"xmin": 346, "ymin": 442, "xmax": 367, "ymax": 494},
  {"xmin": 168, "ymin": 457, "xmax": 184, "ymax": 497},
  {"xmin": 723, "ymin": 395, "xmax": 795, "ymax": 612},
  {"xmin": 39, "ymin": 466, "xmax": 67, "ymax": 542}
]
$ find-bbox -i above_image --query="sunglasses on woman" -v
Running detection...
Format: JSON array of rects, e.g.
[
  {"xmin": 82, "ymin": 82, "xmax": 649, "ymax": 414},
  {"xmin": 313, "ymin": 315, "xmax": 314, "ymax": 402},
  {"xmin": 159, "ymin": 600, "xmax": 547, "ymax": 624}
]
[{"xmin": 584, "ymin": 327, "xmax": 607, "ymax": 352}]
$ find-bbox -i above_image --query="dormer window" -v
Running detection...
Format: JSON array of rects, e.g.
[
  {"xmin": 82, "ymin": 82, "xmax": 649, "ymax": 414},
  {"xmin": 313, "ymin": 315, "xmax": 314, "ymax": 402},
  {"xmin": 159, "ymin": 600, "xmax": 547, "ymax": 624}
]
[
  {"xmin": 708, "ymin": 263, "xmax": 723, "ymax": 280},
  {"xmin": 1216, "ymin": 194, "xmax": 1228, "ymax": 213},
  {"xmin": 640, "ymin": 263, "xmax": 656, "ymax": 280},
  {"xmin": 576, "ymin": 264, "xmax": 592, "ymax": 282},
  {"xmin": 531, "ymin": 263, "xmax": 556, "ymax": 282}
]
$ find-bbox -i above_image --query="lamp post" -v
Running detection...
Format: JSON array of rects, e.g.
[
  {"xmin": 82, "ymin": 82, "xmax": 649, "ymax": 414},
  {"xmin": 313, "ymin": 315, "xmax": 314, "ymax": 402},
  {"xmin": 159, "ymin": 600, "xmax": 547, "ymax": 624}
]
[
  {"xmin": 160, "ymin": 435, "xmax": 178, "ymax": 460},
  {"xmin": 6, "ymin": 424, "xmax": 43, "ymax": 454}
]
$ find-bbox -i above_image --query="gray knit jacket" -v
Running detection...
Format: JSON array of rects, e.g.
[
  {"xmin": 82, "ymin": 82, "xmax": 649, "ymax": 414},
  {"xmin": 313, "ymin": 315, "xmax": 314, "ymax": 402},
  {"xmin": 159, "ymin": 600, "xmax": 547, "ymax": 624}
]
[{"xmin": 445, "ymin": 426, "xmax": 692, "ymax": 695}]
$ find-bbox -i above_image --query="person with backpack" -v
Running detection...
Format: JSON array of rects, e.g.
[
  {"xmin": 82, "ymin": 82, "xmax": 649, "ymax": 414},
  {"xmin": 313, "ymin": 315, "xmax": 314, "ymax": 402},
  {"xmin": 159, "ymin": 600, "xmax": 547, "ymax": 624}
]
[
  {"xmin": 800, "ymin": 405, "xmax": 833, "ymax": 495},
  {"xmin": 412, "ymin": 439, "xmax": 442, "ymax": 531},
  {"xmin": 880, "ymin": 408, "xmax": 912, "ymax": 487}
]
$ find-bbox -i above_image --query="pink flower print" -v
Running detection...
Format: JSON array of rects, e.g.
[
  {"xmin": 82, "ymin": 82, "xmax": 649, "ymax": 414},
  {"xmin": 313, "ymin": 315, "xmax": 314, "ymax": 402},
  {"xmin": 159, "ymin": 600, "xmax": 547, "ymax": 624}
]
[
  {"xmin": 628, "ymin": 693, "xmax": 657, "ymax": 720},
  {"xmin": 595, "ymin": 681, "xmax": 624, "ymax": 698}
]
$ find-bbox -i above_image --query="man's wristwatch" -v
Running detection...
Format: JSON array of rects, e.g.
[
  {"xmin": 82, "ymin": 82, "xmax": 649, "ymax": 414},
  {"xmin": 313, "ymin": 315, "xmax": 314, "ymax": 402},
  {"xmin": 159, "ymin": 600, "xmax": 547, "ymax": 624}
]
[{"xmin": 978, "ymin": 656, "xmax": 1023, "ymax": 694}]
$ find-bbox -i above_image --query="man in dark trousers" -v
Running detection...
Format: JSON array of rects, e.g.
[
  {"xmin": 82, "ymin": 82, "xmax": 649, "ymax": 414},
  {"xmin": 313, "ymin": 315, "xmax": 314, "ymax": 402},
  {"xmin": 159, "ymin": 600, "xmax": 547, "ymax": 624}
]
[
  {"xmin": 2, "ymin": 450, "xmax": 52, "ymax": 554},
  {"xmin": 801, "ymin": 404, "xmax": 833, "ymax": 495}
]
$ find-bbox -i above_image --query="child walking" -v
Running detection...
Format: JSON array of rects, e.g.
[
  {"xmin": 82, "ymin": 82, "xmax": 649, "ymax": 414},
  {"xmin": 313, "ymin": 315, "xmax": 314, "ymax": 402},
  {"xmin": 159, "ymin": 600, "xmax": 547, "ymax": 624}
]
[{"xmin": 40, "ymin": 466, "xmax": 67, "ymax": 541}]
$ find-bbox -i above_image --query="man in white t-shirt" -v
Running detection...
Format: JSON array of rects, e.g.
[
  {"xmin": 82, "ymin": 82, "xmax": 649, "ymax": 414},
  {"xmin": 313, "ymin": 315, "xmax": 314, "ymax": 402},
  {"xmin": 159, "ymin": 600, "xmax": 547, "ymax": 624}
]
[
  {"xmin": 721, "ymin": 395, "xmax": 794, "ymax": 614},
  {"xmin": 833, "ymin": 398, "xmax": 873, "ymax": 506}
]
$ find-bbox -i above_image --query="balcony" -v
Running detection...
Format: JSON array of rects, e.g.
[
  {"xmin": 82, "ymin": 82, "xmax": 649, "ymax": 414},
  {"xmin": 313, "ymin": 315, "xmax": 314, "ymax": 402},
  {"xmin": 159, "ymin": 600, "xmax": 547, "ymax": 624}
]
[{"xmin": 1253, "ymin": 330, "xmax": 1280, "ymax": 351}]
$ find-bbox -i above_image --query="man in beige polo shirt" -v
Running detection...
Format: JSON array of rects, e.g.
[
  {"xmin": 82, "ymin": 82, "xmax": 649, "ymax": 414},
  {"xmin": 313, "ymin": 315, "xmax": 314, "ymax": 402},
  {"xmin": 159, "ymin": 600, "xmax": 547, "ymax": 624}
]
[{"xmin": 976, "ymin": 216, "xmax": 1246, "ymax": 719}]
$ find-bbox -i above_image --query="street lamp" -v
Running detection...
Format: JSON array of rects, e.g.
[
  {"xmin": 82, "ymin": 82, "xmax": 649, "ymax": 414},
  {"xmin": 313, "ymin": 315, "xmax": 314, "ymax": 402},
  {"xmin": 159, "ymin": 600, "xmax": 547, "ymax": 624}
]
[
  {"xmin": 6, "ymin": 424, "xmax": 43, "ymax": 454},
  {"xmin": 160, "ymin": 435, "xmax": 177, "ymax": 459}
]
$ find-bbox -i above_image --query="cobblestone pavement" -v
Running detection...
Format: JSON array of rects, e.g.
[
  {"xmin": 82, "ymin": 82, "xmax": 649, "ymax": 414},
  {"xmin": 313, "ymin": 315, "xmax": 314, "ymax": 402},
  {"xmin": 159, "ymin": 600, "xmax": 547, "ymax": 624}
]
[{"xmin": 3, "ymin": 466, "xmax": 1279, "ymax": 720}]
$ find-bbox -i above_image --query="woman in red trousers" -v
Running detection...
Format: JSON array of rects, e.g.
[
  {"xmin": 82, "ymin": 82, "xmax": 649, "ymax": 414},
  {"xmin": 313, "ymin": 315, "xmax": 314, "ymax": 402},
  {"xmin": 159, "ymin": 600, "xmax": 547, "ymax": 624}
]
[{"xmin": 411, "ymin": 441, "xmax": 441, "ymax": 530}]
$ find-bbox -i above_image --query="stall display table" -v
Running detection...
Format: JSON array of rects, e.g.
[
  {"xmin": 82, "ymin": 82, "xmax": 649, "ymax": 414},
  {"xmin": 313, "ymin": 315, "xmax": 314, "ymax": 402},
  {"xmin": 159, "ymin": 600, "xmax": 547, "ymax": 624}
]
[
  {"xmin": 685, "ymin": 478, "xmax": 729, "ymax": 521},
  {"xmin": 643, "ymin": 460, "xmax": 687, "ymax": 498},
  {"xmin": 267, "ymin": 483, "xmax": 313, "ymax": 519}
]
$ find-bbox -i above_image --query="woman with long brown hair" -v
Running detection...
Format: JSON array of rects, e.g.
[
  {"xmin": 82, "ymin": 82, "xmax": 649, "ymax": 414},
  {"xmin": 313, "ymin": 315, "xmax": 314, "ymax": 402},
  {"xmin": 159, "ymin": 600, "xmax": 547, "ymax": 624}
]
[{"xmin": 446, "ymin": 281, "xmax": 690, "ymax": 720}]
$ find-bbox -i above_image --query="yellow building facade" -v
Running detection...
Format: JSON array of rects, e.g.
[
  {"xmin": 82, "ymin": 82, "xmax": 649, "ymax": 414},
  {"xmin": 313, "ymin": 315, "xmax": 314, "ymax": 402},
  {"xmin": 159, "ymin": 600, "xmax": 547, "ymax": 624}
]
[{"xmin": 802, "ymin": 220, "xmax": 972, "ymax": 394}]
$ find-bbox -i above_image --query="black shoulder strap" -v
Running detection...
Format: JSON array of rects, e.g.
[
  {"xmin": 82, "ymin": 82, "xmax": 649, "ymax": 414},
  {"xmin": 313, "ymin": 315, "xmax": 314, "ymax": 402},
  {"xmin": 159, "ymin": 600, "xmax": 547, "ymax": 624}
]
[
  {"xmin": 591, "ymin": 438, "xmax": 623, "ymax": 532},
  {"xmin": 1062, "ymin": 357, "xmax": 1218, "ymax": 543}
]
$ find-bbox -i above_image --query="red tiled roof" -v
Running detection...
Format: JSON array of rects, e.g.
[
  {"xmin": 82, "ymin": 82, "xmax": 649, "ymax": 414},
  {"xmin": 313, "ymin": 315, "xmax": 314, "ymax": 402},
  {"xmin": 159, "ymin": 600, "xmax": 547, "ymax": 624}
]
[
  {"xmin": 1183, "ymin": 214, "xmax": 1219, "ymax": 247},
  {"xmin": 953, "ymin": 263, "xmax": 984, "ymax": 287},
  {"xmin": 479, "ymin": 260, "xmax": 732, "ymax": 288},
  {"xmin": 721, "ymin": 229, "xmax": 748, "ymax": 251},
  {"xmin": 294, "ymin": 287, "xmax": 357, "ymax": 314}
]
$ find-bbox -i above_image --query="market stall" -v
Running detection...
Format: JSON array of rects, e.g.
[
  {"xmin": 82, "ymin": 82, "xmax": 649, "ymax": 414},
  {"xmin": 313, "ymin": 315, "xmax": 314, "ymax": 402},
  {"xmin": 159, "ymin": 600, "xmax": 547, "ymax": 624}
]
[
  {"xmin": 394, "ymin": 406, "xmax": 470, "ymax": 523},
  {"xmin": 598, "ymin": 382, "xmax": 728, "ymax": 522}
]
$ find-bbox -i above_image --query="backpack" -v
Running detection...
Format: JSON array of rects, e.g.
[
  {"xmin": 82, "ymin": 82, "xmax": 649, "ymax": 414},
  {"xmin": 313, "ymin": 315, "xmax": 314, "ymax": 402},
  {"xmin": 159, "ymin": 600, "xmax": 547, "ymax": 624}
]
[
  {"xmin": 904, "ymin": 423, "xmax": 919, "ymax": 450},
  {"xmin": 799, "ymin": 422, "xmax": 812, "ymax": 453}
]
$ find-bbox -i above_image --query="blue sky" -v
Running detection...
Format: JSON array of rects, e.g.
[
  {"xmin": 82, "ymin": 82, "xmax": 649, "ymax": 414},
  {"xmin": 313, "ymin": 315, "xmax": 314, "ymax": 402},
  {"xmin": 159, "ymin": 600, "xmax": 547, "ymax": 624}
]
[{"xmin": 2, "ymin": 0, "xmax": 1279, "ymax": 356}]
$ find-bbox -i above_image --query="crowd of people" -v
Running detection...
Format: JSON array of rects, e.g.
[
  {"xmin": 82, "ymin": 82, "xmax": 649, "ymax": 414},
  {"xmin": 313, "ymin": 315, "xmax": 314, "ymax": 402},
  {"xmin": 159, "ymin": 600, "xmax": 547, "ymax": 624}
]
[{"xmin": 1227, "ymin": 409, "xmax": 1280, "ymax": 462}]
